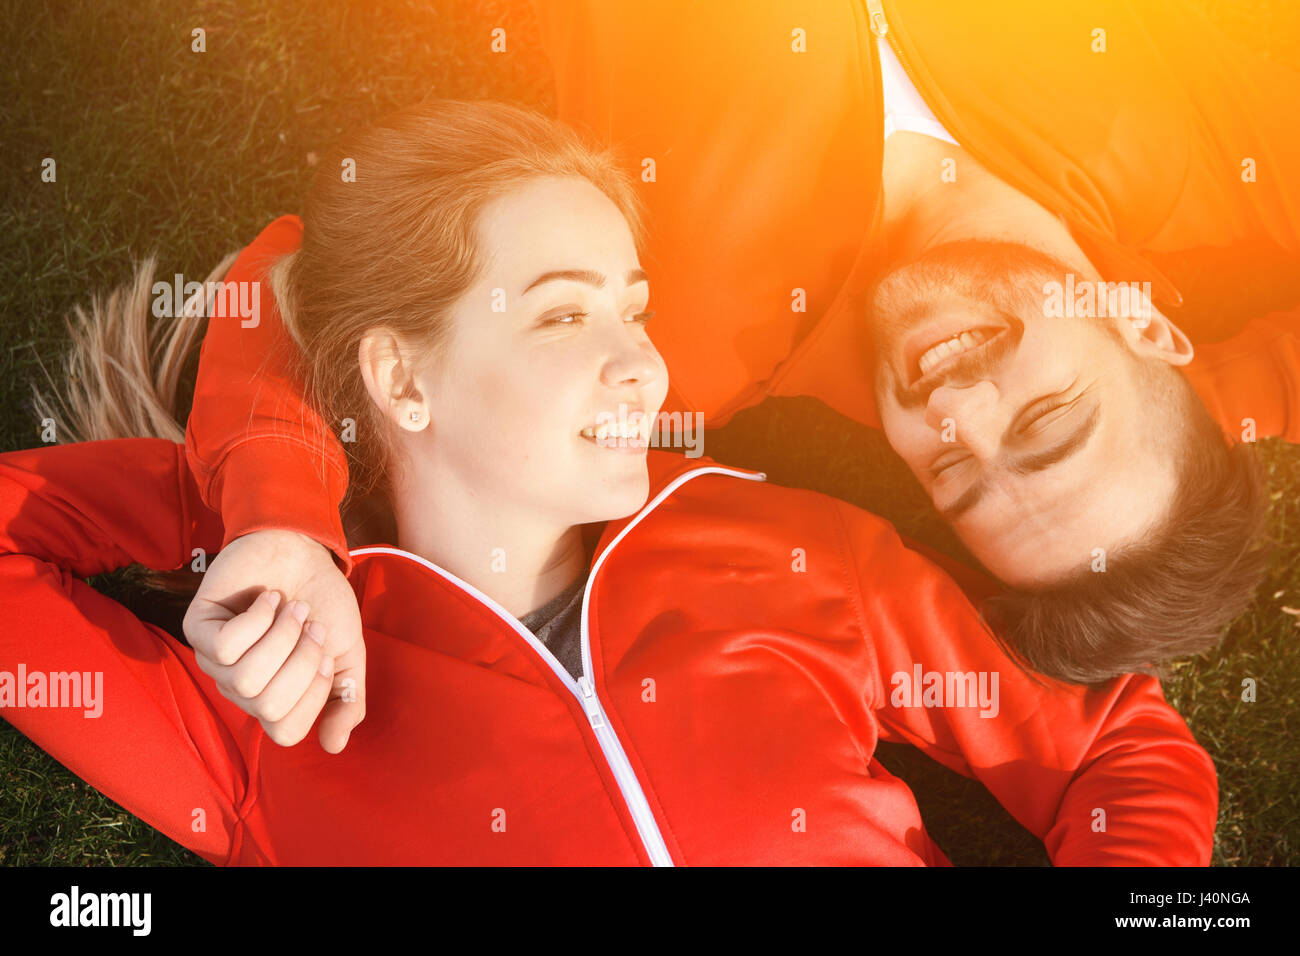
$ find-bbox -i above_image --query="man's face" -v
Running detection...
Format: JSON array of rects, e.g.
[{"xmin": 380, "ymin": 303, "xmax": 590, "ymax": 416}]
[{"xmin": 871, "ymin": 240, "xmax": 1182, "ymax": 587}]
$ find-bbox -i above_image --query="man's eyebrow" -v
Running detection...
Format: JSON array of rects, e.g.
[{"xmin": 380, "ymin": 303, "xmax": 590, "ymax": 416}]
[
  {"xmin": 936, "ymin": 404, "xmax": 1101, "ymax": 521},
  {"xmin": 522, "ymin": 268, "xmax": 649, "ymax": 295}
]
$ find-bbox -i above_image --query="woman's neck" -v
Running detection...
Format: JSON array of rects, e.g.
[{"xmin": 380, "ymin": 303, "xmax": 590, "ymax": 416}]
[{"xmin": 390, "ymin": 464, "xmax": 589, "ymax": 620}]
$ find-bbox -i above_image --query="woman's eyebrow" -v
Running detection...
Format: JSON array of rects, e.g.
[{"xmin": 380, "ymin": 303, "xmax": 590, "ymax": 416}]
[{"xmin": 522, "ymin": 268, "xmax": 648, "ymax": 295}]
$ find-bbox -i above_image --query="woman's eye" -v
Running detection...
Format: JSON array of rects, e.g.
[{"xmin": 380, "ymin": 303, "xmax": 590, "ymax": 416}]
[
  {"xmin": 541, "ymin": 309, "xmax": 653, "ymax": 327},
  {"xmin": 542, "ymin": 311, "xmax": 588, "ymax": 327}
]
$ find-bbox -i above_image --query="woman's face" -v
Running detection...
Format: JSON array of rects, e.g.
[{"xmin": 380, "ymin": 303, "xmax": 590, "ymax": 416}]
[{"xmin": 407, "ymin": 174, "xmax": 669, "ymax": 527}]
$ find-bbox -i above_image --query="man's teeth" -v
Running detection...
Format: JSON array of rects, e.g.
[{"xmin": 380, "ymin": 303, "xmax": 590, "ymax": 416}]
[{"xmin": 917, "ymin": 328, "xmax": 991, "ymax": 376}]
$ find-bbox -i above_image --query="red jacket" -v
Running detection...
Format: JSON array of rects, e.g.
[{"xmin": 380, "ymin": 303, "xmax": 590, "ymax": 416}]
[
  {"xmin": 0, "ymin": 438, "xmax": 1217, "ymax": 864},
  {"xmin": 527, "ymin": 0, "xmax": 1300, "ymax": 440}
]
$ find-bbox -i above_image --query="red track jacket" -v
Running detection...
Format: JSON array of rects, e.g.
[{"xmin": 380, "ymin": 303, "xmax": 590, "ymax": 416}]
[{"xmin": 1, "ymin": 438, "xmax": 1216, "ymax": 864}]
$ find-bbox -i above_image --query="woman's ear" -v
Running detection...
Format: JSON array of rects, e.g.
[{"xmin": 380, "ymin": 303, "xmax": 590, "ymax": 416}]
[
  {"xmin": 1126, "ymin": 309, "xmax": 1195, "ymax": 368},
  {"xmin": 358, "ymin": 329, "xmax": 430, "ymax": 430}
]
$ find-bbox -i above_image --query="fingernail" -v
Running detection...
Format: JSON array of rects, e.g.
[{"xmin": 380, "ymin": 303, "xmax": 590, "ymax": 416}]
[
  {"xmin": 290, "ymin": 600, "xmax": 310, "ymax": 623},
  {"xmin": 263, "ymin": 590, "xmax": 282, "ymax": 610},
  {"xmin": 306, "ymin": 620, "xmax": 325, "ymax": 646},
  {"xmin": 319, "ymin": 657, "xmax": 334, "ymax": 678}
]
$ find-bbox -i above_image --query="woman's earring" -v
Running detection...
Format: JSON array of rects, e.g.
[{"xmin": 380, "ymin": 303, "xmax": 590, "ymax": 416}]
[{"xmin": 409, "ymin": 410, "xmax": 420, "ymax": 422}]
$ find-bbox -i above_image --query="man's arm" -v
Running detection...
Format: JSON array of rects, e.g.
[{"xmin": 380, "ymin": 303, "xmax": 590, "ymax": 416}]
[
  {"xmin": 524, "ymin": 0, "xmax": 882, "ymax": 427},
  {"xmin": 837, "ymin": 499, "xmax": 1217, "ymax": 865},
  {"xmin": 184, "ymin": 215, "xmax": 354, "ymax": 574},
  {"xmin": 181, "ymin": 216, "xmax": 367, "ymax": 753}
]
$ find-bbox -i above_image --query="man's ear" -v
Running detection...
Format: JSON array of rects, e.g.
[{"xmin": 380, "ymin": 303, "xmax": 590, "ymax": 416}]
[{"xmin": 1126, "ymin": 309, "xmax": 1195, "ymax": 367}]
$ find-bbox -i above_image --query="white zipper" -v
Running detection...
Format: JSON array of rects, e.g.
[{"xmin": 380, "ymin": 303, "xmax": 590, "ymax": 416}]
[
  {"xmin": 350, "ymin": 463, "xmax": 767, "ymax": 866},
  {"xmin": 576, "ymin": 465, "xmax": 767, "ymax": 865},
  {"xmin": 865, "ymin": 0, "xmax": 889, "ymax": 37}
]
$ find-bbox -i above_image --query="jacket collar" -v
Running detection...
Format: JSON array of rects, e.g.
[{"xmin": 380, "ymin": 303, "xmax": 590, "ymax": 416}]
[
  {"xmin": 585, "ymin": 451, "xmax": 766, "ymax": 561},
  {"xmin": 344, "ymin": 452, "xmax": 766, "ymax": 653}
]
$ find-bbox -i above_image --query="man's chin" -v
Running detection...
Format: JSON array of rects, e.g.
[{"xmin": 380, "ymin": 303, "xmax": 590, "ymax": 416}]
[{"xmin": 961, "ymin": 533, "xmax": 1085, "ymax": 589}]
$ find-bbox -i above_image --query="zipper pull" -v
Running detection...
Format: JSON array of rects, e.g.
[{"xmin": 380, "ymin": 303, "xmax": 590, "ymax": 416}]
[
  {"xmin": 866, "ymin": 0, "xmax": 889, "ymax": 37},
  {"xmin": 577, "ymin": 676, "xmax": 606, "ymax": 729}
]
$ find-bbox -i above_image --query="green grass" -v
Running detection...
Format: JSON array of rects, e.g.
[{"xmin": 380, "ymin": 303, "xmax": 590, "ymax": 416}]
[{"xmin": 1, "ymin": 0, "xmax": 1296, "ymax": 866}]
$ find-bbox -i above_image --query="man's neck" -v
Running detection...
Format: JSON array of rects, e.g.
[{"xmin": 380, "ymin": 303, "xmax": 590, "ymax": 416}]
[{"xmin": 878, "ymin": 131, "xmax": 1095, "ymax": 276}]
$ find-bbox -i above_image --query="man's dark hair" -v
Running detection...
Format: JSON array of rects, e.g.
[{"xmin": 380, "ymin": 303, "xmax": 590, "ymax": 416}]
[{"xmin": 981, "ymin": 364, "xmax": 1270, "ymax": 685}]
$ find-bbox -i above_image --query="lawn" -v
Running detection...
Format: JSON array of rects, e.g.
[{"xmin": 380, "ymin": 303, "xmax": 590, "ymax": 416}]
[{"xmin": 1, "ymin": 0, "xmax": 1296, "ymax": 865}]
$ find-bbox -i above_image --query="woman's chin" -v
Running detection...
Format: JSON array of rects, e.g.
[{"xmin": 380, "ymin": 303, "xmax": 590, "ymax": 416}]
[{"xmin": 577, "ymin": 471, "xmax": 651, "ymax": 524}]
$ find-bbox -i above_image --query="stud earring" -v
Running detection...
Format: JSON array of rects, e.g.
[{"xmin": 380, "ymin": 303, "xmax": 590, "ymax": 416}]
[{"xmin": 409, "ymin": 410, "xmax": 420, "ymax": 422}]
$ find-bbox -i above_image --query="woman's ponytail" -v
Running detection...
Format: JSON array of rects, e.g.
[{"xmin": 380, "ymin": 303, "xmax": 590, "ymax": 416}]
[
  {"xmin": 30, "ymin": 251, "xmax": 238, "ymax": 444},
  {"xmin": 28, "ymin": 250, "xmax": 239, "ymax": 617}
]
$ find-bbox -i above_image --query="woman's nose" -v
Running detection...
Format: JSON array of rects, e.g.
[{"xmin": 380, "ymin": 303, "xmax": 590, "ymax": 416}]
[
  {"xmin": 602, "ymin": 340, "xmax": 660, "ymax": 389},
  {"xmin": 924, "ymin": 380, "xmax": 1002, "ymax": 460}
]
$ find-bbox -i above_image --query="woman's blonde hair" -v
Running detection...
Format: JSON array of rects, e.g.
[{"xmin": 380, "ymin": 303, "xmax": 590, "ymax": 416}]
[{"xmin": 31, "ymin": 98, "xmax": 646, "ymax": 602}]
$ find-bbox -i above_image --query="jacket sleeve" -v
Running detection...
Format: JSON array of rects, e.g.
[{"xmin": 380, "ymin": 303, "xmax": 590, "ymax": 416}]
[
  {"xmin": 837, "ymin": 500, "xmax": 1218, "ymax": 866},
  {"xmin": 1181, "ymin": 307, "xmax": 1300, "ymax": 444},
  {"xmin": 183, "ymin": 215, "xmax": 354, "ymax": 575},
  {"xmin": 0, "ymin": 438, "xmax": 263, "ymax": 865}
]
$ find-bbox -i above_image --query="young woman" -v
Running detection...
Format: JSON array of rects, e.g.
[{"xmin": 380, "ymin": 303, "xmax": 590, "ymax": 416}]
[{"xmin": 1, "ymin": 100, "xmax": 1215, "ymax": 865}]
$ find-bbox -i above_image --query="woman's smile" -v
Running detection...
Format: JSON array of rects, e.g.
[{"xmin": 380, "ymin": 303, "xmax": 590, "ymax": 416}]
[{"xmin": 578, "ymin": 407, "xmax": 651, "ymax": 453}]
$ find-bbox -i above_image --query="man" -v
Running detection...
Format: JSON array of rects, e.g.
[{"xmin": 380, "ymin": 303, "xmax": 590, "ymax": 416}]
[{"xmin": 862, "ymin": 131, "xmax": 1270, "ymax": 682}]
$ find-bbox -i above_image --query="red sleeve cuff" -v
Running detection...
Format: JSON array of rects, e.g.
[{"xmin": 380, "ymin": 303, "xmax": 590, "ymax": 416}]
[{"xmin": 213, "ymin": 437, "xmax": 353, "ymax": 576}]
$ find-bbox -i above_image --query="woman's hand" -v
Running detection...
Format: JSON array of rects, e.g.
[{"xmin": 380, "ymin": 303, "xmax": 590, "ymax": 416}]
[{"xmin": 182, "ymin": 529, "xmax": 366, "ymax": 753}]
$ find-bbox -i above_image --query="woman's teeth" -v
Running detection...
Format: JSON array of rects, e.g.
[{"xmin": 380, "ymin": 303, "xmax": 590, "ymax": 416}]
[
  {"xmin": 917, "ymin": 328, "xmax": 992, "ymax": 376},
  {"xmin": 580, "ymin": 420, "xmax": 646, "ymax": 443}
]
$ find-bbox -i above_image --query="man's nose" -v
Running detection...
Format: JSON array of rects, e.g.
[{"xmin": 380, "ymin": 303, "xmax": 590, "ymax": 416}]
[{"xmin": 924, "ymin": 380, "xmax": 1003, "ymax": 460}]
